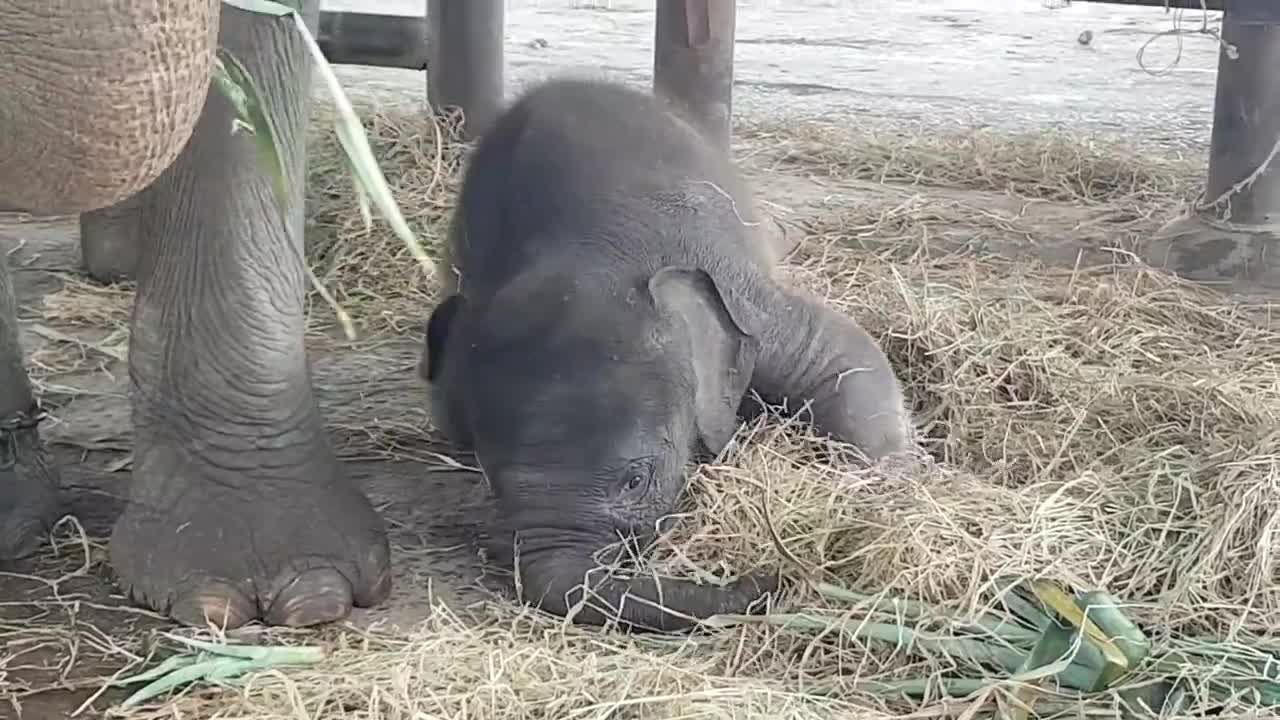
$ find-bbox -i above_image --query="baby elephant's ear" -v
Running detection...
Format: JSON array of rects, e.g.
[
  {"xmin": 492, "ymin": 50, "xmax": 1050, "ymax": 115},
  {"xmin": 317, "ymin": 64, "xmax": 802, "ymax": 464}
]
[
  {"xmin": 648, "ymin": 267, "xmax": 760, "ymax": 455},
  {"xmin": 419, "ymin": 294, "xmax": 464, "ymax": 383}
]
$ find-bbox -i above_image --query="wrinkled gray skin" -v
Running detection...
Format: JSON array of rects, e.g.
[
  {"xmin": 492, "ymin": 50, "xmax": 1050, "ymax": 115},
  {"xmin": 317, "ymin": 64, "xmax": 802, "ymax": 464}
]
[
  {"xmin": 421, "ymin": 78, "xmax": 912, "ymax": 632},
  {"xmin": 0, "ymin": 1, "xmax": 391, "ymax": 629}
]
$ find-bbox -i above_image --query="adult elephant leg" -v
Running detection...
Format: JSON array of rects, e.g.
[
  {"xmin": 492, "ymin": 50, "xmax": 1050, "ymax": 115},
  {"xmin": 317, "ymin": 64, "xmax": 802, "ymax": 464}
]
[
  {"xmin": 0, "ymin": 1, "xmax": 220, "ymax": 215},
  {"xmin": 79, "ymin": 194, "xmax": 143, "ymax": 284},
  {"xmin": 0, "ymin": 259, "xmax": 60, "ymax": 560},
  {"xmin": 108, "ymin": 0, "xmax": 391, "ymax": 629}
]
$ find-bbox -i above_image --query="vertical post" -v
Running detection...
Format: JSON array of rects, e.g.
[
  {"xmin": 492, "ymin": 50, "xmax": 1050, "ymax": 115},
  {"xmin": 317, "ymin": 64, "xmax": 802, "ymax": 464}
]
[
  {"xmin": 1144, "ymin": 0, "xmax": 1280, "ymax": 288},
  {"xmin": 652, "ymin": 0, "xmax": 737, "ymax": 150},
  {"xmin": 426, "ymin": 0, "xmax": 505, "ymax": 139},
  {"xmin": 1202, "ymin": 1, "xmax": 1280, "ymax": 226}
]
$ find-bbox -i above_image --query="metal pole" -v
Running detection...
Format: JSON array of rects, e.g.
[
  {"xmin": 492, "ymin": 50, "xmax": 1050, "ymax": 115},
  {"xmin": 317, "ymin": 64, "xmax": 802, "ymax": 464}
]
[
  {"xmin": 427, "ymin": 0, "xmax": 505, "ymax": 139},
  {"xmin": 1143, "ymin": 0, "xmax": 1280, "ymax": 287},
  {"xmin": 318, "ymin": 11, "xmax": 428, "ymax": 70},
  {"xmin": 653, "ymin": 0, "xmax": 737, "ymax": 150},
  {"xmin": 1202, "ymin": 2, "xmax": 1280, "ymax": 225}
]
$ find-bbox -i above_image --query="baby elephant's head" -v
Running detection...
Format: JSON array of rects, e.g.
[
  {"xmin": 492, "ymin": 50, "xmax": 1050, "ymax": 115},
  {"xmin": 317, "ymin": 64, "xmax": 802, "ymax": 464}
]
[{"xmin": 460, "ymin": 266, "xmax": 776, "ymax": 631}]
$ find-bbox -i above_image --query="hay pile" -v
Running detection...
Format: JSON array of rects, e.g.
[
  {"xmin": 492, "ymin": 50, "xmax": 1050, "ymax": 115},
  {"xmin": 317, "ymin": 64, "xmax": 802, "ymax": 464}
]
[
  {"xmin": 27, "ymin": 100, "xmax": 1280, "ymax": 719},
  {"xmin": 302, "ymin": 103, "xmax": 467, "ymax": 340}
]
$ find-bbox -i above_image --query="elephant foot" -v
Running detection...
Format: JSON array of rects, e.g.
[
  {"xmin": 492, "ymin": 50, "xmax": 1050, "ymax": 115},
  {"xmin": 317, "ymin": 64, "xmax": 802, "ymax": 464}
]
[
  {"xmin": 1141, "ymin": 211, "xmax": 1280, "ymax": 291},
  {"xmin": 109, "ymin": 445, "xmax": 392, "ymax": 629},
  {"xmin": 0, "ymin": 410, "xmax": 61, "ymax": 562}
]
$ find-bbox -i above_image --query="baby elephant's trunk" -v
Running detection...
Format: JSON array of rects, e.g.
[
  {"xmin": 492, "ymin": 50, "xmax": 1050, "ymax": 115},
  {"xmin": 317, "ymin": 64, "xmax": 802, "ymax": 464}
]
[{"xmin": 516, "ymin": 543, "xmax": 777, "ymax": 632}]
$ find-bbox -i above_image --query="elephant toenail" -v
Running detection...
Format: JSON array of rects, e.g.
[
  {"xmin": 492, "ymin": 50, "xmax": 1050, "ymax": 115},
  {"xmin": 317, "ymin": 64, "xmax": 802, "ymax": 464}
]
[
  {"xmin": 170, "ymin": 583, "xmax": 255, "ymax": 630},
  {"xmin": 359, "ymin": 563, "xmax": 393, "ymax": 607},
  {"xmin": 265, "ymin": 568, "xmax": 354, "ymax": 627}
]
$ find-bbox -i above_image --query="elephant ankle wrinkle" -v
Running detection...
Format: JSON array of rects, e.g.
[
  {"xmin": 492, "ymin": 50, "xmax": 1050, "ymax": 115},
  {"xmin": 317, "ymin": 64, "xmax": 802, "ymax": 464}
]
[
  {"xmin": 131, "ymin": 405, "xmax": 330, "ymax": 471},
  {"xmin": 130, "ymin": 369, "xmax": 318, "ymax": 423}
]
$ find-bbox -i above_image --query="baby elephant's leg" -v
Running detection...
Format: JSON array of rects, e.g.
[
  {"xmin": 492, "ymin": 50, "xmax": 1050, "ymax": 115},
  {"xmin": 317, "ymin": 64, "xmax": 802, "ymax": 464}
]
[{"xmin": 748, "ymin": 287, "xmax": 912, "ymax": 462}]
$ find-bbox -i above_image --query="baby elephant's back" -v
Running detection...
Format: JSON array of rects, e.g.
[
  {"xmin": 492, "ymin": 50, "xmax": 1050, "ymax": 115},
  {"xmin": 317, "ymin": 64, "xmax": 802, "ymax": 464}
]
[{"xmin": 447, "ymin": 78, "xmax": 775, "ymax": 289}]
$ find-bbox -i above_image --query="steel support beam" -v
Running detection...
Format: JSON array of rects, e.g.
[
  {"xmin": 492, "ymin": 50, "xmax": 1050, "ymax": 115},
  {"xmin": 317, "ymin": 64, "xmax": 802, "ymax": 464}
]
[
  {"xmin": 426, "ymin": 0, "xmax": 505, "ymax": 139},
  {"xmin": 1142, "ymin": 0, "xmax": 1280, "ymax": 289},
  {"xmin": 317, "ymin": 11, "xmax": 428, "ymax": 70},
  {"xmin": 653, "ymin": 0, "xmax": 737, "ymax": 150}
]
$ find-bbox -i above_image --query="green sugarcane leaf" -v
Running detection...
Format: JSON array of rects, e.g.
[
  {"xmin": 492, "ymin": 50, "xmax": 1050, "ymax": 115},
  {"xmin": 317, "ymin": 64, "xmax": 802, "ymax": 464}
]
[
  {"xmin": 1076, "ymin": 590, "xmax": 1151, "ymax": 669},
  {"xmin": 998, "ymin": 584, "xmax": 1052, "ymax": 632},
  {"xmin": 295, "ymin": 12, "xmax": 435, "ymax": 281},
  {"xmin": 815, "ymin": 583, "xmax": 1042, "ymax": 647},
  {"xmin": 1030, "ymin": 580, "xmax": 1130, "ymax": 683},
  {"xmin": 210, "ymin": 48, "xmax": 290, "ymax": 217},
  {"xmin": 1007, "ymin": 622, "xmax": 1102, "ymax": 720},
  {"xmin": 163, "ymin": 633, "xmax": 328, "ymax": 663},
  {"xmin": 852, "ymin": 677, "xmax": 996, "ymax": 699},
  {"xmin": 1014, "ymin": 623, "xmax": 1080, "ymax": 683},
  {"xmin": 111, "ymin": 653, "xmax": 206, "ymax": 687},
  {"xmin": 118, "ymin": 657, "xmax": 258, "ymax": 708},
  {"xmin": 115, "ymin": 637, "xmax": 327, "ymax": 709},
  {"xmin": 220, "ymin": 0, "xmax": 298, "ymax": 16}
]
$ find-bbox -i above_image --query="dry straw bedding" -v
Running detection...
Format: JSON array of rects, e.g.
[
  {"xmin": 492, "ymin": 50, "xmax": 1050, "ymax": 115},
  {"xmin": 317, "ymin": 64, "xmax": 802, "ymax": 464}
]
[{"xmin": 17, "ymin": 100, "xmax": 1280, "ymax": 719}]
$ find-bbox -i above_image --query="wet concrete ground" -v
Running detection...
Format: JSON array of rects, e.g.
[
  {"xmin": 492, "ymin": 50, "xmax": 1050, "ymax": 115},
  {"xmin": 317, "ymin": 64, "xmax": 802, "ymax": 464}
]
[{"xmin": 324, "ymin": 0, "xmax": 1224, "ymax": 150}]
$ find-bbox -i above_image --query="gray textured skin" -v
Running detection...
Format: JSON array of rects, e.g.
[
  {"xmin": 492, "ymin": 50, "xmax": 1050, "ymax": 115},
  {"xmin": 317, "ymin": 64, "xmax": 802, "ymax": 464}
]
[
  {"xmin": 0, "ymin": 258, "xmax": 58, "ymax": 561},
  {"xmin": 0, "ymin": 0, "xmax": 219, "ymax": 566},
  {"xmin": 421, "ymin": 78, "xmax": 911, "ymax": 632},
  {"xmin": 0, "ymin": 1, "xmax": 391, "ymax": 629}
]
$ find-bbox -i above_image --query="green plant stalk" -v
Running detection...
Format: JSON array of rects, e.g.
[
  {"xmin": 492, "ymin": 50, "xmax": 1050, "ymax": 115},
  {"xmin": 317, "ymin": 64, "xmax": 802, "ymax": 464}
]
[
  {"xmin": 112, "ymin": 635, "xmax": 328, "ymax": 709},
  {"xmin": 814, "ymin": 582, "xmax": 1043, "ymax": 645},
  {"xmin": 118, "ymin": 656, "xmax": 285, "ymax": 708},
  {"xmin": 1141, "ymin": 654, "xmax": 1280, "ymax": 705},
  {"xmin": 852, "ymin": 677, "xmax": 998, "ymax": 698},
  {"xmin": 1008, "ymin": 621, "xmax": 1105, "ymax": 720},
  {"xmin": 1031, "ymin": 581, "xmax": 1131, "ymax": 679},
  {"xmin": 110, "ymin": 653, "xmax": 204, "ymax": 687},
  {"xmin": 1163, "ymin": 642, "xmax": 1280, "ymax": 677},
  {"xmin": 210, "ymin": 49, "xmax": 289, "ymax": 212},
  {"xmin": 720, "ymin": 612, "xmax": 1045, "ymax": 675},
  {"xmin": 993, "ymin": 579, "xmax": 1054, "ymax": 632},
  {"xmin": 221, "ymin": 0, "xmax": 295, "ymax": 16},
  {"xmin": 163, "ymin": 633, "xmax": 328, "ymax": 662},
  {"xmin": 290, "ymin": 11, "xmax": 436, "ymax": 281},
  {"xmin": 1075, "ymin": 590, "xmax": 1151, "ymax": 670}
]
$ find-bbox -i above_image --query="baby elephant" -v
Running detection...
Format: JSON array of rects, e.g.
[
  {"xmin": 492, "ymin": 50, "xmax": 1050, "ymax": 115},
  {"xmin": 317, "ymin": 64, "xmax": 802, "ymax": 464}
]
[{"xmin": 420, "ymin": 77, "xmax": 911, "ymax": 632}]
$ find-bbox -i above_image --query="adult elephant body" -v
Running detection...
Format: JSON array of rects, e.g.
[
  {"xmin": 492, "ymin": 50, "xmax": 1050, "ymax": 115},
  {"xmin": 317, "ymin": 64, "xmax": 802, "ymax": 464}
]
[
  {"xmin": 421, "ymin": 79, "xmax": 912, "ymax": 631},
  {"xmin": 0, "ymin": 1, "xmax": 390, "ymax": 628}
]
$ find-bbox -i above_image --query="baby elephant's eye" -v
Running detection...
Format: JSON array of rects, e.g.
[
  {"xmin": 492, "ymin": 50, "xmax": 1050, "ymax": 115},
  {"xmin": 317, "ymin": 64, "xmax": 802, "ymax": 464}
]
[{"xmin": 620, "ymin": 459, "xmax": 653, "ymax": 494}]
